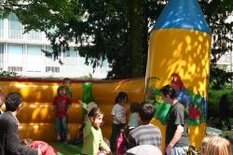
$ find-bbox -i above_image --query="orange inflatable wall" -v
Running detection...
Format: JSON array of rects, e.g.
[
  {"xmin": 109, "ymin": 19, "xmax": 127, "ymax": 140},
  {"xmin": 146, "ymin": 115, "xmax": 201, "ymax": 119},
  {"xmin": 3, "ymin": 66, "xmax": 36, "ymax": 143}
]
[{"xmin": 0, "ymin": 78, "xmax": 145, "ymax": 142}]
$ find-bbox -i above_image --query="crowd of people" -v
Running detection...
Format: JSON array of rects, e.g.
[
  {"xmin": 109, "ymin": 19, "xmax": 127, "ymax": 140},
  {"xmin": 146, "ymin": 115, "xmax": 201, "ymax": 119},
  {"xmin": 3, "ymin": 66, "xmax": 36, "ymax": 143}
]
[{"xmin": 0, "ymin": 79, "xmax": 232, "ymax": 155}]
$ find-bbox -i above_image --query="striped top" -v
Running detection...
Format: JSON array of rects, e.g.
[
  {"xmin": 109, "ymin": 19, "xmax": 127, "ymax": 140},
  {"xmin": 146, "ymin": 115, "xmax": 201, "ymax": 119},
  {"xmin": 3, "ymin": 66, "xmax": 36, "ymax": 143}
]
[{"xmin": 128, "ymin": 124, "xmax": 162, "ymax": 149}]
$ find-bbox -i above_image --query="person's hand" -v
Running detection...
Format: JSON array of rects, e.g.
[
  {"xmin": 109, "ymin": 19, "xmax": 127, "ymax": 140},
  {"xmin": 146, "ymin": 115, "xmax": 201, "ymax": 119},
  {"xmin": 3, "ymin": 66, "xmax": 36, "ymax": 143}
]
[
  {"xmin": 37, "ymin": 145, "xmax": 42, "ymax": 155},
  {"xmin": 165, "ymin": 144, "xmax": 173, "ymax": 155}
]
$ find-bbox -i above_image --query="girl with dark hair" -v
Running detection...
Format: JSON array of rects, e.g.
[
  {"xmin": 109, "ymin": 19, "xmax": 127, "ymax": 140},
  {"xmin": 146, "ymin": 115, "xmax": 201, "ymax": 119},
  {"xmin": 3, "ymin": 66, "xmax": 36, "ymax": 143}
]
[
  {"xmin": 81, "ymin": 107, "xmax": 111, "ymax": 155},
  {"xmin": 110, "ymin": 91, "xmax": 128, "ymax": 152}
]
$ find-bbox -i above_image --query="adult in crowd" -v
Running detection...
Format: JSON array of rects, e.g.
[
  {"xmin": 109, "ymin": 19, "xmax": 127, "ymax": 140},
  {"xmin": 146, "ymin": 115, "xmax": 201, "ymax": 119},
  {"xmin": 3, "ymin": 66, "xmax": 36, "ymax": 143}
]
[
  {"xmin": 0, "ymin": 92, "xmax": 41, "ymax": 155},
  {"xmin": 160, "ymin": 85, "xmax": 190, "ymax": 155},
  {"xmin": 0, "ymin": 88, "xmax": 5, "ymax": 115}
]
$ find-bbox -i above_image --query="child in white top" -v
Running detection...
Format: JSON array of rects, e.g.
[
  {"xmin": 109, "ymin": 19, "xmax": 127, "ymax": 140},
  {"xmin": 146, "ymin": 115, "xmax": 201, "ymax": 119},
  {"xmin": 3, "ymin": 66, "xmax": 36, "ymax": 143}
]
[{"xmin": 110, "ymin": 91, "xmax": 128, "ymax": 152}]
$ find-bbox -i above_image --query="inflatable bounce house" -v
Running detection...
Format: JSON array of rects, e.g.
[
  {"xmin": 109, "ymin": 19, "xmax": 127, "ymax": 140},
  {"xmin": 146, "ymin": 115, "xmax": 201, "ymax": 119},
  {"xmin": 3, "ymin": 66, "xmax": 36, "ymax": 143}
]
[
  {"xmin": 0, "ymin": 0, "xmax": 211, "ymax": 153},
  {"xmin": 0, "ymin": 78, "xmax": 145, "ymax": 143},
  {"xmin": 146, "ymin": 0, "xmax": 211, "ymax": 150}
]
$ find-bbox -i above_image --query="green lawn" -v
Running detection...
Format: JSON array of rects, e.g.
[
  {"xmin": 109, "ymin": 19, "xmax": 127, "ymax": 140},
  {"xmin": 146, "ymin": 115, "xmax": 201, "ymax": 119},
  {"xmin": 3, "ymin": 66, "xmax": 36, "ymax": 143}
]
[{"xmin": 49, "ymin": 142, "xmax": 82, "ymax": 155}]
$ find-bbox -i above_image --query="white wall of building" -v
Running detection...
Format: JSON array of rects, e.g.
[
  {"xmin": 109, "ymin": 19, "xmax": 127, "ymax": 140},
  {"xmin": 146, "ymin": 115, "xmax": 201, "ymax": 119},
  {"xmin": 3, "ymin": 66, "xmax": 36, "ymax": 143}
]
[{"xmin": 0, "ymin": 13, "xmax": 110, "ymax": 79}]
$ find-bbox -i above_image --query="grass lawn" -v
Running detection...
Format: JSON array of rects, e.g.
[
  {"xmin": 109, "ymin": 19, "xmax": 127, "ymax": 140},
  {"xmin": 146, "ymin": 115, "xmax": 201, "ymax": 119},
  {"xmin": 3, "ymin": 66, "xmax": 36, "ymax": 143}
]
[{"xmin": 49, "ymin": 142, "xmax": 82, "ymax": 155}]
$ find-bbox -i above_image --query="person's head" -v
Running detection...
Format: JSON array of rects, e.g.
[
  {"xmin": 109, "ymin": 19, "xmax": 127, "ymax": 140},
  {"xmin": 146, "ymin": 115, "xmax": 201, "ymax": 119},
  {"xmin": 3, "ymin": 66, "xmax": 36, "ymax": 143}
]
[
  {"xmin": 5, "ymin": 92, "xmax": 22, "ymax": 112},
  {"xmin": 160, "ymin": 85, "xmax": 177, "ymax": 103},
  {"xmin": 130, "ymin": 102, "xmax": 140, "ymax": 113},
  {"xmin": 88, "ymin": 107, "xmax": 104, "ymax": 128},
  {"xmin": 139, "ymin": 102, "xmax": 155, "ymax": 122},
  {"xmin": 201, "ymin": 135, "xmax": 214, "ymax": 155},
  {"xmin": 57, "ymin": 86, "xmax": 66, "ymax": 96},
  {"xmin": 203, "ymin": 135, "xmax": 232, "ymax": 155},
  {"xmin": 115, "ymin": 91, "xmax": 128, "ymax": 105},
  {"xmin": 0, "ymin": 88, "xmax": 5, "ymax": 108},
  {"xmin": 63, "ymin": 78, "xmax": 71, "ymax": 88}
]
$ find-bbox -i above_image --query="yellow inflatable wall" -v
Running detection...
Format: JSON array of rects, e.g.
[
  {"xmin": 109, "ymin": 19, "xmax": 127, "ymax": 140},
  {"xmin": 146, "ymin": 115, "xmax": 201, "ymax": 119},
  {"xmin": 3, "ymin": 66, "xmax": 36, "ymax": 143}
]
[
  {"xmin": 0, "ymin": 78, "xmax": 145, "ymax": 142},
  {"xmin": 145, "ymin": 0, "xmax": 211, "ymax": 151}
]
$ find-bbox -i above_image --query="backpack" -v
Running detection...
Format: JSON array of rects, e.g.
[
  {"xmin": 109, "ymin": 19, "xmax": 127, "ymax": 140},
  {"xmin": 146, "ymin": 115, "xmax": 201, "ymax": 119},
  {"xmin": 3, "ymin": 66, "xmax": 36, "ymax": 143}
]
[{"xmin": 116, "ymin": 129, "xmax": 128, "ymax": 155}]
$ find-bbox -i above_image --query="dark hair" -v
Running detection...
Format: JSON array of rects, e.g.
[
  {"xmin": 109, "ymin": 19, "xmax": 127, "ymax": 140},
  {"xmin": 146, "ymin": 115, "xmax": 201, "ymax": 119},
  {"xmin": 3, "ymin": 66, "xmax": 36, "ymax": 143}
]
[
  {"xmin": 115, "ymin": 91, "xmax": 128, "ymax": 104},
  {"xmin": 88, "ymin": 107, "xmax": 104, "ymax": 118},
  {"xmin": 5, "ymin": 92, "xmax": 22, "ymax": 111},
  {"xmin": 57, "ymin": 85, "xmax": 66, "ymax": 96},
  {"xmin": 63, "ymin": 78, "xmax": 71, "ymax": 83},
  {"xmin": 130, "ymin": 102, "xmax": 140, "ymax": 113},
  {"xmin": 139, "ymin": 102, "xmax": 155, "ymax": 121},
  {"xmin": 160, "ymin": 84, "xmax": 177, "ymax": 99}
]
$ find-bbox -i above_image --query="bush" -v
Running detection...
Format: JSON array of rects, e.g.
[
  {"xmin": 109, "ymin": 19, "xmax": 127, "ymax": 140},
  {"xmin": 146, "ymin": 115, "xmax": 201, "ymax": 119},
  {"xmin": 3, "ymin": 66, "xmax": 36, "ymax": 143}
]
[{"xmin": 208, "ymin": 89, "xmax": 233, "ymax": 118}]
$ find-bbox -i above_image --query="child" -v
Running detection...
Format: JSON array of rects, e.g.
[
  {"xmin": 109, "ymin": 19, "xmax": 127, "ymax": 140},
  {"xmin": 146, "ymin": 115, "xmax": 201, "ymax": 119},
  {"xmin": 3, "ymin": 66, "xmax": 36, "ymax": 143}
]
[
  {"xmin": 22, "ymin": 138, "xmax": 58, "ymax": 155},
  {"xmin": 200, "ymin": 135, "xmax": 213, "ymax": 155},
  {"xmin": 72, "ymin": 101, "xmax": 98, "ymax": 145},
  {"xmin": 63, "ymin": 78, "xmax": 72, "ymax": 99},
  {"xmin": 128, "ymin": 102, "xmax": 140, "ymax": 129},
  {"xmin": 202, "ymin": 135, "xmax": 232, "ymax": 155},
  {"xmin": 81, "ymin": 107, "xmax": 111, "ymax": 155},
  {"xmin": 127, "ymin": 102, "xmax": 162, "ymax": 149},
  {"xmin": 63, "ymin": 78, "xmax": 72, "ymax": 140},
  {"xmin": 115, "ymin": 102, "xmax": 140, "ymax": 155},
  {"xmin": 0, "ymin": 88, "xmax": 5, "ymax": 115},
  {"xmin": 53, "ymin": 85, "xmax": 72, "ymax": 143},
  {"xmin": 110, "ymin": 91, "xmax": 128, "ymax": 152}
]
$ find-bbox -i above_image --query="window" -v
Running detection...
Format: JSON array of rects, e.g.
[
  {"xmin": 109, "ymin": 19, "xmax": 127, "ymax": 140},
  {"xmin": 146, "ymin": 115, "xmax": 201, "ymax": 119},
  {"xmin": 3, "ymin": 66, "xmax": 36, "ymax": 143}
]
[
  {"xmin": 7, "ymin": 44, "xmax": 23, "ymax": 71},
  {"xmin": 28, "ymin": 30, "xmax": 42, "ymax": 40},
  {"xmin": 26, "ymin": 45, "xmax": 42, "ymax": 72},
  {"xmin": 8, "ymin": 13, "xmax": 23, "ymax": 39},
  {"xmin": 0, "ymin": 18, "xmax": 3, "ymax": 38},
  {"xmin": 8, "ymin": 66, "xmax": 22, "ymax": 72},
  {"xmin": 0, "ymin": 44, "xmax": 3, "ymax": 68},
  {"xmin": 45, "ymin": 66, "xmax": 60, "ymax": 73}
]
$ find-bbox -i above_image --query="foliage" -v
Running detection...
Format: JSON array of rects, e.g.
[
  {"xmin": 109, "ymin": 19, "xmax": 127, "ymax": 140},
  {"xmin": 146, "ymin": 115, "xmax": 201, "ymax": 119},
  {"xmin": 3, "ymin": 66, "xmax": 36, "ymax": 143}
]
[
  {"xmin": 0, "ymin": 68, "xmax": 20, "ymax": 78},
  {"xmin": 0, "ymin": 0, "xmax": 165, "ymax": 79},
  {"xmin": 200, "ymin": 0, "xmax": 233, "ymax": 89},
  {"xmin": 0, "ymin": 0, "xmax": 232, "ymax": 85},
  {"xmin": 208, "ymin": 89, "xmax": 233, "ymax": 118}
]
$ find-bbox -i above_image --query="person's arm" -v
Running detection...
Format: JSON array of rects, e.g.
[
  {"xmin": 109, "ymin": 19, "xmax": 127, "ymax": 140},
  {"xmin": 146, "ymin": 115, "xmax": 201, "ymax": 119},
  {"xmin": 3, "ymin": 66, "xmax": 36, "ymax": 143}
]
[
  {"xmin": 6, "ymin": 119, "xmax": 38, "ymax": 155},
  {"xmin": 83, "ymin": 119, "xmax": 92, "ymax": 138},
  {"xmin": 66, "ymin": 97, "xmax": 72, "ymax": 113},
  {"xmin": 165, "ymin": 125, "xmax": 183, "ymax": 155},
  {"xmin": 99, "ymin": 131, "xmax": 111, "ymax": 154},
  {"xmin": 126, "ymin": 131, "xmax": 136, "ymax": 149},
  {"xmin": 169, "ymin": 125, "xmax": 183, "ymax": 147}
]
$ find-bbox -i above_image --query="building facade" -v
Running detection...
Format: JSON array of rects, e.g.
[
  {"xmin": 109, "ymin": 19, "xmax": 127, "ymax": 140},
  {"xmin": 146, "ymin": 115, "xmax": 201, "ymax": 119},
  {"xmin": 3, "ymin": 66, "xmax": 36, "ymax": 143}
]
[{"xmin": 0, "ymin": 13, "xmax": 109, "ymax": 79}]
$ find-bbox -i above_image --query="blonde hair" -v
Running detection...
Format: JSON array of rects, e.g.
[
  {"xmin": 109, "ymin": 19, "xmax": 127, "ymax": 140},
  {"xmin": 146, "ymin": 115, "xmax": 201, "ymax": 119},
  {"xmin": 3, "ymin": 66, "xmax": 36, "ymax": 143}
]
[
  {"xmin": 201, "ymin": 135, "xmax": 214, "ymax": 153},
  {"xmin": 204, "ymin": 136, "xmax": 232, "ymax": 155}
]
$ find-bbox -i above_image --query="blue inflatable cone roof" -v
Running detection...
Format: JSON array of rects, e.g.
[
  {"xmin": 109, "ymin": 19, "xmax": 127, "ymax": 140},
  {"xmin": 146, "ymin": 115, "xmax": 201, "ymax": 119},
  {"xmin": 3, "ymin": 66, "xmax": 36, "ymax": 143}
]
[{"xmin": 152, "ymin": 0, "xmax": 211, "ymax": 34}]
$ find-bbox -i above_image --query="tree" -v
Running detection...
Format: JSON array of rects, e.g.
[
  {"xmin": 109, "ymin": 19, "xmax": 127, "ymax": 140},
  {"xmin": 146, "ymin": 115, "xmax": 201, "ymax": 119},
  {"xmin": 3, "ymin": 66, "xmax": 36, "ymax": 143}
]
[
  {"xmin": 0, "ymin": 0, "xmax": 232, "ymax": 85},
  {"xmin": 200, "ymin": 0, "xmax": 233, "ymax": 89},
  {"xmin": 0, "ymin": 0, "xmax": 165, "ymax": 79}
]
